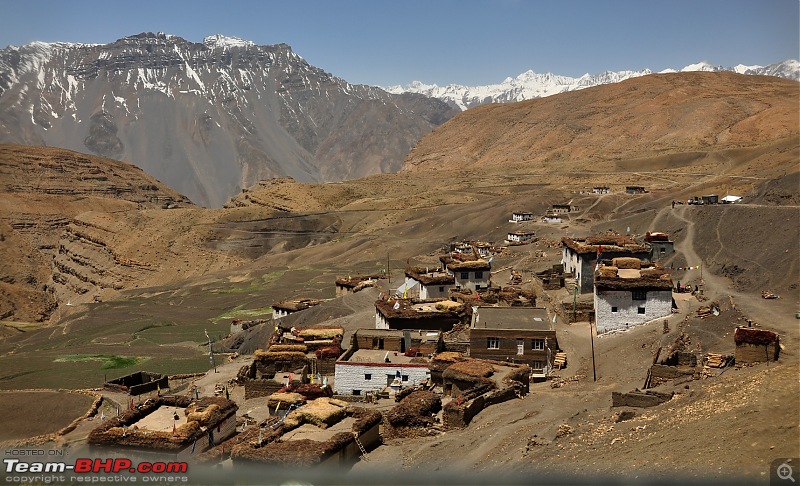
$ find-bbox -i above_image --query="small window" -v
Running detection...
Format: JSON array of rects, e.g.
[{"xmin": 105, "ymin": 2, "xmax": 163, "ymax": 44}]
[
  {"xmin": 638, "ymin": 307, "xmax": 646, "ymax": 314},
  {"xmin": 475, "ymin": 271, "xmax": 484, "ymax": 279},
  {"xmin": 487, "ymin": 337, "xmax": 500, "ymax": 349},
  {"xmin": 531, "ymin": 360, "xmax": 544, "ymax": 371},
  {"xmin": 460, "ymin": 272, "xmax": 469, "ymax": 279},
  {"xmin": 353, "ymin": 390, "xmax": 361, "ymax": 396},
  {"xmin": 611, "ymin": 306, "xmax": 618, "ymax": 313},
  {"xmin": 531, "ymin": 338, "xmax": 545, "ymax": 350},
  {"xmin": 632, "ymin": 290, "xmax": 647, "ymax": 301},
  {"xmin": 439, "ymin": 286, "xmax": 445, "ymax": 292},
  {"xmin": 401, "ymin": 375, "xmax": 409, "ymax": 382},
  {"xmin": 364, "ymin": 373, "xmax": 372, "ymax": 381}
]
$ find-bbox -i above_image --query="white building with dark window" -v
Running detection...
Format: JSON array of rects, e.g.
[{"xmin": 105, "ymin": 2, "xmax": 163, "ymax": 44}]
[
  {"xmin": 593, "ymin": 264, "xmax": 673, "ymax": 334},
  {"xmin": 404, "ymin": 267, "xmax": 456, "ymax": 299},
  {"xmin": 447, "ymin": 260, "xmax": 491, "ymax": 290},
  {"xmin": 510, "ymin": 211, "xmax": 534, "ymax": 223}
]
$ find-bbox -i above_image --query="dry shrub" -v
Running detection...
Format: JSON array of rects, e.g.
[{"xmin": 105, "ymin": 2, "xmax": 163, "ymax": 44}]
[
  {"xmin": 444, "ymin": 359, "xmax": 494, "ymax": 379},
  {"xmin": 315, "ymin": 345, "xmax": 342, "ymax": 359},
  {"xmin": 386, "ymin": 391, "xmax": 442, "ymax": 427}
]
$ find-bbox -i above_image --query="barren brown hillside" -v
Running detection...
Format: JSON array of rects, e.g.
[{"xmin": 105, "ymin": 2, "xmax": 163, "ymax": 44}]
[{"xmin": 401, "ymin": 72, "xmax": 799, "ymax": 180}]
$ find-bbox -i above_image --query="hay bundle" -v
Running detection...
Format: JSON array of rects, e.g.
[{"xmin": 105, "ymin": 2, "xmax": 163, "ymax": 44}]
[
  {"xmin": 386, "ymin": 391, "xmax": 442, "ymax": 427},
  {"xmin": 281, "ymin": 383, "xmax": 332, "ymax": 401},
  {"xmin": 598, "ymin": 266, "xmax": 619, "ymax": 278},
  {"xmin": 297, "ymin": 328, "xmax": 343, "ymax": 340},
  {"xmin": 267, "ymin": 392, "xmax": 305, "ymax": 408},
  {"xmin": 268, "ymin": 344, "xmax": 308, "ymax": 353},
  {"xmin": 435, "ymin": 300, "xmax": 463, "ymax": 311},
  {"xmin": 612, "ymin": 257, "xmax": 641, "ymax": 269},
  {"xmin": 285, "ymin": 398, "xmax": 347, "ymax": 429},
  {"xmin": 639, "ymin": 267, "xmax": 666, "ymax": 278},
  {"xmin": 433, "ymin": 351, "xmax": 463, "ymax": 362},
  {"xmin": 253, "ymin": 350, "xmax": 308, "ymax": 362}
]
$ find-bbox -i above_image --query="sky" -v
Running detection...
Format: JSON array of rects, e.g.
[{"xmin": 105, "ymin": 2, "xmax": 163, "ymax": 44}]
[{"xmin": 0, "ymin": 0, "xmax": 797, "ymax": 87}]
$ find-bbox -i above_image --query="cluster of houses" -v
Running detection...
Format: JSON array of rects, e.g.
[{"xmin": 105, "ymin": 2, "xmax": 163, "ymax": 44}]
[{"xmin": 85, "ymin": 227, "xmax": 782, "ymax": 471}]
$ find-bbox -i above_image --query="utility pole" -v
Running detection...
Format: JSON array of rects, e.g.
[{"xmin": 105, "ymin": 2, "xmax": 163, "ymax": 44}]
[
  {"xmin": 590, "ymin": 314, "xmax": 597, "ymax": 382},
  {"xmin": 387, "ymin": 252, "xmax": 391, "ymax": 285},
  {"xmin": 205, "ymin": 329, "xmax": 217, "ymax": 373}
]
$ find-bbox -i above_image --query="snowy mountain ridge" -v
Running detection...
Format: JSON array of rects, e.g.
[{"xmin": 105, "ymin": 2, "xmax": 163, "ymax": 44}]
[{"xmin": 386, "ymin": 60, "xmax": 800, "ymax": 110}]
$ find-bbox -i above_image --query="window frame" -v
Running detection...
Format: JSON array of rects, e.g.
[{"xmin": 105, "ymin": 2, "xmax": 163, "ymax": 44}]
[
  {"xmin": 487, "ymin": 337, "xmax": 500, "ymax": 349},
  {"xmin": 531, "ymin": 338, "xmax": 545, "ymax": 350}
]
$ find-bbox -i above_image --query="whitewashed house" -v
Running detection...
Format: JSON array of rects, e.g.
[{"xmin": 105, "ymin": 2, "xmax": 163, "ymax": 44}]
[
  {"xmin": 507, "ymin": 230, "xmax": 536, "ymax": 244},
  {"xmin": 561, "ymin": 234, "xmax": 651, "ymax": 294},
  {"xmin": 593, "ymin": 264, "xmax": 674, "ymax": 334},
  {"xmin": 447, "ymin": 259, "xmax": 491, "ymax": 291},
  {"xmin": 334, "ymin": 329, "xmax": 433, "ymax": 396},
  {"xmin": 404, "ymin": 267, "xmax": 456, "ymax": 299},
  {"xmin": 510, "ymin": 211, "xmax": 534, "ymax": 223}
]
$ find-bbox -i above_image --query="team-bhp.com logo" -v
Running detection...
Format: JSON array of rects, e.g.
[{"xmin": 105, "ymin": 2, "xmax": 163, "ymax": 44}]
[{"xmin": 5, "ymin": 457, "xmax": 188, "ymax": 480}]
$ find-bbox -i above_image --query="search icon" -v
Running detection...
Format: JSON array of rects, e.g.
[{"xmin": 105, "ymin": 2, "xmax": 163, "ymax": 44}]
[{"xmin": 778, "ymin": 462, "xmax": 795, "ymax": 483}]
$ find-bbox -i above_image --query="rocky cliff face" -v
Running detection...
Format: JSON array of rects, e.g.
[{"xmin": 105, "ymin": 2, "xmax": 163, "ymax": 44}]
[
  {"xmin": 0, "ymin": 33, "xmax": 458, "ymax": 207},
  {"xmin": 0, "ymin": 144, "xmax": 193, "ymax": 321}
]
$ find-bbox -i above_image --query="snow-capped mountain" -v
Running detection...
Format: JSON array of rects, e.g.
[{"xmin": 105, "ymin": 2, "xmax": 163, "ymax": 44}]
[
  {"xmin": 386, "ymin": 60, "xmax": 800, "ymax": 111},
  {"xmin": 0, "ymin": 32, "xmax": 457, "ymax": 207}
]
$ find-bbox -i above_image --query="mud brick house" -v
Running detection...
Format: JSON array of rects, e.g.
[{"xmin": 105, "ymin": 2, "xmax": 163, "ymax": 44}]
[
  {"xmin": 230, "ymin": 398, "xmax": 381, "ymax": 469},
  {"xmin": 625, "ymin": 186, "xmax": 647, "ymax": 194},
  {"xmin": 271, "ymin": 298, "xmax": 322, "ymax": 320},
  {"xmin": 431, "ymin": 356, "xmax": 529, "ymax": 429},
  {"xmin": 542, "ymin": 214, "xmax": 563, "ymax": 223},
  {"xmin": 593, "ymin": 261, "xmax": 673, "ymax": 334},
  {"xmin": 334, "ymin": 329, "xmax": 436, "ymax": 396},
  {"xmin": 88, "ymin": 396, "xmax": 237, "ymax": 461},
  {"xmin": 551, "ymin": 203, "xmax": 573, "ymax": 215},
  {"xmin": 561, "ymin": 233, "xmax": 652, "ymax": 294},
  {"xmin": 104, "ymin": 371, "xmax": 168, "ymax": 396},
  {"xmin": 469, "ymin": 306, "xmax": 557, "ymax": 376},
  {"xmin": 335, "ymin": 274, "xmax": 384, "ymax": 297},
  {"xmin": 510, "ymin": 211, "xmax": 534, "ymax": 223},
  {"xmin": 593, "ymin": 186, "xmax": 610, "ymax": 194},
  {"xmin": 734, "ymin": 327, "xmax": 780, "ymax": 363},
  {"xmin": 374, "ymin": 298, "xmax": 465, "ymax": 332},
  {"xmin": 403, "ymin": 266, "xmax": 456, "ymax": 299},
  {"xmin": 643, "ymin": 232, "xmax": 674, "ymax": 259},
  {"xmin": 507, "ymin": 230, "xmax": 536, "ymax": 244}
]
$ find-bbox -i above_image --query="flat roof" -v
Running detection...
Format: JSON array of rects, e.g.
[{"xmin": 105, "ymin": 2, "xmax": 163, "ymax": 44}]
[
  {"xmin": 341, "ymin": 349, "xmax": 427, "ymax": 365},
  {"xmin": 131, "ymin": 405, "xmax": 188, "ymax": 432},
  {"xmin": 472, "ymin": 307, "xmax": 551, "ymax": 331}
]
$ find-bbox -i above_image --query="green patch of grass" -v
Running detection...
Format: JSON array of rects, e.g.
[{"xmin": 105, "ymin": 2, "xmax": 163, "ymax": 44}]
[{"xmin": 54, "ymin": 354, "xmax": 144, "ymax": 370}]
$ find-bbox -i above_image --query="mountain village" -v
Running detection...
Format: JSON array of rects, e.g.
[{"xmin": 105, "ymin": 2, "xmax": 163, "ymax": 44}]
[{"xmin": 63, "ymin": 190, "xmax": 787, "ymax": 475}]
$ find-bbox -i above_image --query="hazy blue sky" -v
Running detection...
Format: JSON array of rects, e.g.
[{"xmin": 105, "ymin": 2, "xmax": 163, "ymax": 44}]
[{"xmin": 1, "ymin": 0, "xmax": 797, "ymax": 86}]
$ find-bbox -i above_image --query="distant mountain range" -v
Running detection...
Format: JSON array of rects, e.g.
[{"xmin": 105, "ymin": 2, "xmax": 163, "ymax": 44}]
[
  {"xmin": 0, "ymin": 33, "xmax": 457, "ymax": 207},
  {"xmin": 1, "ymin": 31, "xmax": 796, "ymax": 207},
  {"xmin": 385, "ymin": 60, "xmax": 800, "ymax": 110}
]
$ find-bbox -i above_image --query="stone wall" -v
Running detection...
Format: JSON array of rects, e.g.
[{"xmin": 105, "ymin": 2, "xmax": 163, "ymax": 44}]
[{"xmin": 244, "ymin": 380, "xmax": 284, "ymax": 400}]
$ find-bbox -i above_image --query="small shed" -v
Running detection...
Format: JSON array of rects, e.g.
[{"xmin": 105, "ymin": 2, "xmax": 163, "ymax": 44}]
[{"xmin": 734, "ymin": 327, "xmax": 780, "ymax": 363}]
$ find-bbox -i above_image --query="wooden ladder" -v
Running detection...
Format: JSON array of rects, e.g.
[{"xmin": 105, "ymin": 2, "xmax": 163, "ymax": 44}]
[{"xmin": 354, "ymin": 435, "xmax": 369, "ymax": 461}]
